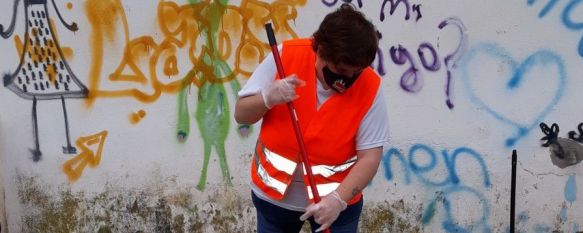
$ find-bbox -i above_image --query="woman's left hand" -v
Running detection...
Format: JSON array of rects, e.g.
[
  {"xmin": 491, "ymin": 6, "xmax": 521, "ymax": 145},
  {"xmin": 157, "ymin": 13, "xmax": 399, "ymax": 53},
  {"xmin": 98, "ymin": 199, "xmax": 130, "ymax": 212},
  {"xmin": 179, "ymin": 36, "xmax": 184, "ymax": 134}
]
[{"xmin": 299, "ymin": 191, "xmax": 347, "ymax": 232}]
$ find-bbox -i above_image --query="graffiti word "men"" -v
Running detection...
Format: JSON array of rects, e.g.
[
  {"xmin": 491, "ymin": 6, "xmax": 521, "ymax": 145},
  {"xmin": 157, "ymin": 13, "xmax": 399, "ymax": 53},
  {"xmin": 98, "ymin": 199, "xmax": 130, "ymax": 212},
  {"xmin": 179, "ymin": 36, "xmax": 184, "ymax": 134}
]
[{"xmin": 382, "ymin": 144, "xmax": 491, "ymax": 188}]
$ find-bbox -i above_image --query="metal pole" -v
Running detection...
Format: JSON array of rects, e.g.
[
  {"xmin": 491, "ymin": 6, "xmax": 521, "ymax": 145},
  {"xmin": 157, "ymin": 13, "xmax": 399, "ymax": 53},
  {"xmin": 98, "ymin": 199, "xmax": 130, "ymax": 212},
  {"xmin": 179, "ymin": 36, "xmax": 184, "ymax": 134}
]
[{"xmin": 510, "ymin": 149, "xmax": 517, "ymax": 233}]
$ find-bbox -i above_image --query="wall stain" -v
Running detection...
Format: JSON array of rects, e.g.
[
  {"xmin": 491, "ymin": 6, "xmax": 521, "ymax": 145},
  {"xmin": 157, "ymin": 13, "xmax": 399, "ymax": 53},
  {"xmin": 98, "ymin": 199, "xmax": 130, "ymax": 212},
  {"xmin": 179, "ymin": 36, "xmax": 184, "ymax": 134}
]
[
  {"xmin": 16, "ymin": 174, "xmax": 256, "ymax": 232},
  {"xmin": 17, "ymin": 173, "xmax": 429, "ymax": 232},
  {"xmin": 360, "ymin": 200, "xmax": 422, "ymax": 233},
  {"xmin": 18, "ymin": 175, "xmax": 79, "ymax": 233}
]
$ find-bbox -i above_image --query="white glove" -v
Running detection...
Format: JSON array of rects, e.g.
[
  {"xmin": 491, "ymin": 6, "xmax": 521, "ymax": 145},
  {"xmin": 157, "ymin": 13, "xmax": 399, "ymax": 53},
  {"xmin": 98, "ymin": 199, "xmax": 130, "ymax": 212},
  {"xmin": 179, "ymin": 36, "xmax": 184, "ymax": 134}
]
[
  {"xmin": 261, "ymin": 75, "xmax": 305, "ymax": 109},
  {"xmin": 299, "ymin": 191, "xmax": 347, "ymax": 232}
]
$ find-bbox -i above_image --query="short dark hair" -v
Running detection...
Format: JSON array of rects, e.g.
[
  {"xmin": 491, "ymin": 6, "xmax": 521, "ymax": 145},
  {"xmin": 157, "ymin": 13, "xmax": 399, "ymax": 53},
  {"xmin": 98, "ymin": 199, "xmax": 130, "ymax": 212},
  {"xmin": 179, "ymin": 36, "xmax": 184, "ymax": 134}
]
[{"xmin": 312, "ymin": 3, "xmax": 378, "ymax": 68}]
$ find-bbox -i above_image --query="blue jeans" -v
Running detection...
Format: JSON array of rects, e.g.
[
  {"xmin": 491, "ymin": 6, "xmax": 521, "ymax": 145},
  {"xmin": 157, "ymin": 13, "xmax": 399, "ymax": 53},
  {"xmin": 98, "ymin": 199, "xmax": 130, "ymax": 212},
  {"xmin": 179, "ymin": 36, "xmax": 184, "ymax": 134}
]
[{"xmin": 252, "ymin": 191, "xmax": 363, "ymax": 233}]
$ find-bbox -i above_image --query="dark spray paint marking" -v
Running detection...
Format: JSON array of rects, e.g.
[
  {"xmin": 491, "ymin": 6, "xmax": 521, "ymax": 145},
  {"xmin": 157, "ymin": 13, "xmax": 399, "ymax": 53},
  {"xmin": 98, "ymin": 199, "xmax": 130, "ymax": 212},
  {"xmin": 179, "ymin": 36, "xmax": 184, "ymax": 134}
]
[
  {"xmin": 374, "ymin": 31, "xmax": 386, "ymax": 76},
  {"xmin": 390, "ymin": 45, "xmax": 422, "ymax": 92},
  {"xmin": 438, "ymin": 17, "xmax": 467, "ymax": 109},
  {"xmin": 418, "ymin": 42, "xmax": 441, "ymax": 71},
  {"xmin": 321, "ymin": 0, "xmax": 363, "ymax": 8}
]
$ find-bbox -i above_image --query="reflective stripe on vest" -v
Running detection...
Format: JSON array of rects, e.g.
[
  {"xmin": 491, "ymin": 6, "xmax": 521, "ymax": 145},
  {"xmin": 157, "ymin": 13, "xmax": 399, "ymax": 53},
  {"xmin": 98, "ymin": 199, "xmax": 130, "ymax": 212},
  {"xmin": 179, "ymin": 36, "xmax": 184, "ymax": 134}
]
[
  {"xmin": 308, "ymin": 156, "xmax": 357, "ymax": 177},
  {"xmin": 306, "ymin": 183, "xmax": 340, "ymax": 199},
  {"xmin": 256, "ymin": 157, "xmax": 288, "ymax": 195},
  {"xmin": 256, "ymin": 146, "xmax": 357, "ymax": 198},
  {"xmin": 263, "ymin": 146, "xmax": 297, "ymax": 175}
]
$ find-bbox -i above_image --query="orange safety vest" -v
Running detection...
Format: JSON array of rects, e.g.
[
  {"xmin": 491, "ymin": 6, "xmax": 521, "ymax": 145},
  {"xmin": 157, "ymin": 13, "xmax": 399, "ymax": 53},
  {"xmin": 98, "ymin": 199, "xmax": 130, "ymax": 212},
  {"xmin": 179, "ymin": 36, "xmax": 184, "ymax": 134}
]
[{"xmin": 250, "ymin": 39, "xmax": 380, "ymax": 205}]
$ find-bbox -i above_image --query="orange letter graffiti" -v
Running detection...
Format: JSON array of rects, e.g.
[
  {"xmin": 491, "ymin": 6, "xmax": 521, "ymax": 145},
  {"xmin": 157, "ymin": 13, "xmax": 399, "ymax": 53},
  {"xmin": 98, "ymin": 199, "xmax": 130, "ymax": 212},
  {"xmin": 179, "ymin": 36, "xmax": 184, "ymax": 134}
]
[{"xmin": 62, "ymin": 130, "xmax": 108, "ymax": 182}]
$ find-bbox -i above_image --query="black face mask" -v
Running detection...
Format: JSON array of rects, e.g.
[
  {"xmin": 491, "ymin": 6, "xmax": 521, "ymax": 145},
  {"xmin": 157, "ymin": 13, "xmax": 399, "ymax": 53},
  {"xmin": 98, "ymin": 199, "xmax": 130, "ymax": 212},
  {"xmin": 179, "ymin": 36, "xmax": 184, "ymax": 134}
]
[{"xmin": 322, "ymin": 66, "xmax": 361, "ymax": 93}]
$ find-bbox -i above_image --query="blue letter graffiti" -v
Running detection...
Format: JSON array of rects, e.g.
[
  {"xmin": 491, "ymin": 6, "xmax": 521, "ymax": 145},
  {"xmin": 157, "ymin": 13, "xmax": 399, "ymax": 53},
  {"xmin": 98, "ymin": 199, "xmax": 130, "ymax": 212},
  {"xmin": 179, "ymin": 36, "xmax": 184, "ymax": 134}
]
[
  {"xmin": 459, "ymin": 43, "xmax": 567, "ymax": 147},
  {"xmin": 382, "ymin": 144, "xmax": 492, "ymax": 232}
]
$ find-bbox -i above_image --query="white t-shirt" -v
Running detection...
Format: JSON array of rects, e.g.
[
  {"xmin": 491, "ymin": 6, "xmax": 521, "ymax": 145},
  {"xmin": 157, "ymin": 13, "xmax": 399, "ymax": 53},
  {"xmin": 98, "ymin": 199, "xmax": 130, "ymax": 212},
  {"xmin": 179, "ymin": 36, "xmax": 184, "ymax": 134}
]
[{"xmin": 239, "ymin": 46, "xmax": 390, "ymax": 211}]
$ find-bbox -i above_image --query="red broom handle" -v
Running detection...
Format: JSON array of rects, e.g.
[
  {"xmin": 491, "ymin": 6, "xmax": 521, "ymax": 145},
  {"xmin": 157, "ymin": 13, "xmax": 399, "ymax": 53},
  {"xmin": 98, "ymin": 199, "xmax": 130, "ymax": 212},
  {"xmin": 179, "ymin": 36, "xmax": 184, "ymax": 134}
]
[
  {"xmin": 265, "ymin": 23, "xmax": 330, "ymax": 232},
  {"xmin": 264, "ymin": 23, "xmax": 326, "ymax": 209}
]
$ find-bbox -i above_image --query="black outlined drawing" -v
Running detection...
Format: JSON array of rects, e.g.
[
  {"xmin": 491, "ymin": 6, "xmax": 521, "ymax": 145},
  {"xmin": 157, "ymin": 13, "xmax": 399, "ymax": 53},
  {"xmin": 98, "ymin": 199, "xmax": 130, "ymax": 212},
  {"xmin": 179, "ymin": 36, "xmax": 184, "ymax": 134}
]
[
  {"xmin": 568, "ymin": 122, "xmax": 583, "ymax": 143},
  {"xmin": 540, "ymin": 122, "xmax": 583, "ymax": 168},
  {"xmin": 1, "ymin": 0, "xmax": 88, "ymax": 161}
]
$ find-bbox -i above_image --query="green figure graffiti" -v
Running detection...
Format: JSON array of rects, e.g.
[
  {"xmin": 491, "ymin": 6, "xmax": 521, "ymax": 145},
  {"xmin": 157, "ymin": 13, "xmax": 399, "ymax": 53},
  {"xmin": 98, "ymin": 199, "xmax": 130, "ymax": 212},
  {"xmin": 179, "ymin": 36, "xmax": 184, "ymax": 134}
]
[{"xmin": 178, "ymin": 0, "xmax": 248, "ymax": 191}]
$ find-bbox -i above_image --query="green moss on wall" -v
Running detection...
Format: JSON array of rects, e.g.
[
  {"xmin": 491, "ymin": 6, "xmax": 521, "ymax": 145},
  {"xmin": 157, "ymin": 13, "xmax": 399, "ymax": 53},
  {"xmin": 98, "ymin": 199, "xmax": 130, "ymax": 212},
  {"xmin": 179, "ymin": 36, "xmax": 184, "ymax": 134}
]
[
  {"xmin": 360, "ymin": 200, "xmax": 422, "ymax": 233},
  {"xmin": 18, "ymin": 175, "xmax": 80, "ymax": 233},
  {"xmin": 16, "ymin": 175, "xmax": 255, "ymax": 233},
  {"xmin": 16, "ymin": 174, "xmax": 429, "ymax": 232}
]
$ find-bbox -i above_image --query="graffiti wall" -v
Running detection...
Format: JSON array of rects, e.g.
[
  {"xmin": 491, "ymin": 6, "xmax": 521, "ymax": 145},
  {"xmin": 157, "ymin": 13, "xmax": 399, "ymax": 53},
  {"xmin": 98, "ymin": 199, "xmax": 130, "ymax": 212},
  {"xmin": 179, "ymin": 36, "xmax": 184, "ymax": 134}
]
[{"xmin": 0, "ymin": 0, "xmax": 581, "ymax": 232}]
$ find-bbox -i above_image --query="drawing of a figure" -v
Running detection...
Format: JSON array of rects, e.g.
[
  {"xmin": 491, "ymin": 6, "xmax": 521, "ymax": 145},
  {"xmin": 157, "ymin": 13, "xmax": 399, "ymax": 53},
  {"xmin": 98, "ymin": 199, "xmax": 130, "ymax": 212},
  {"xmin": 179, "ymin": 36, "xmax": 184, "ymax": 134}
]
[
  {"xmin": 1, "ymin": 0, "xmax": 88, "ymax": 161},
  {"xmin": 174, "ymin": 0, "xmax": 304, "ymax": 190},
  {"xmin": 176, "ymin": 0, "xmax": 238, "ymax": 191}
]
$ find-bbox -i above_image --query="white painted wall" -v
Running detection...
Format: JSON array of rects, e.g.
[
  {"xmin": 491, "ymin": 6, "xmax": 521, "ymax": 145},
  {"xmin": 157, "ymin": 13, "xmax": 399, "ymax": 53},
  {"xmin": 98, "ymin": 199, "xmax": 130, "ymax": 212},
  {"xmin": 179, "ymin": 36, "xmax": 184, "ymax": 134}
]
[{"xmin": 0, "ymin": 0, "xmax": 581, "ymax": 232}]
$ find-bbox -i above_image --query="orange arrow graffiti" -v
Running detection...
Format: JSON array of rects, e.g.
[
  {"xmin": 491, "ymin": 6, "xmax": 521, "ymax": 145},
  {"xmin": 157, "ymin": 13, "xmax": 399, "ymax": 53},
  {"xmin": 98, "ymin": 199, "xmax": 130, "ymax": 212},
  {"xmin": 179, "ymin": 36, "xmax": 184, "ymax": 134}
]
[{"xmin": 63, "ymin": 130, "xmax": 108, "ymax": 182}]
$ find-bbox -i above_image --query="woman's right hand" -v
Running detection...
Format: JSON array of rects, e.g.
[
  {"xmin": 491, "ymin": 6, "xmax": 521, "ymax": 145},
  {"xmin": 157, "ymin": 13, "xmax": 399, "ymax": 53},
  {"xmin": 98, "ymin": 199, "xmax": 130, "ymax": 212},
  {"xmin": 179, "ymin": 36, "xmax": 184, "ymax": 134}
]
[{"xmin": 261, "ymin": 74, "xmax": 306, "ymax": 108}]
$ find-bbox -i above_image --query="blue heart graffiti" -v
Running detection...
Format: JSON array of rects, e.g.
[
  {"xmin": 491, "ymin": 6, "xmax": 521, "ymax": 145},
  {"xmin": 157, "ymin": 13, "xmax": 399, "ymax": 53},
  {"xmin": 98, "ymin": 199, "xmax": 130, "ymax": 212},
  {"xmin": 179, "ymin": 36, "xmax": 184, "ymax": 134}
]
[{"xmin": 460, "ymin": 43, "xmax": 567, "ymax": 147}]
